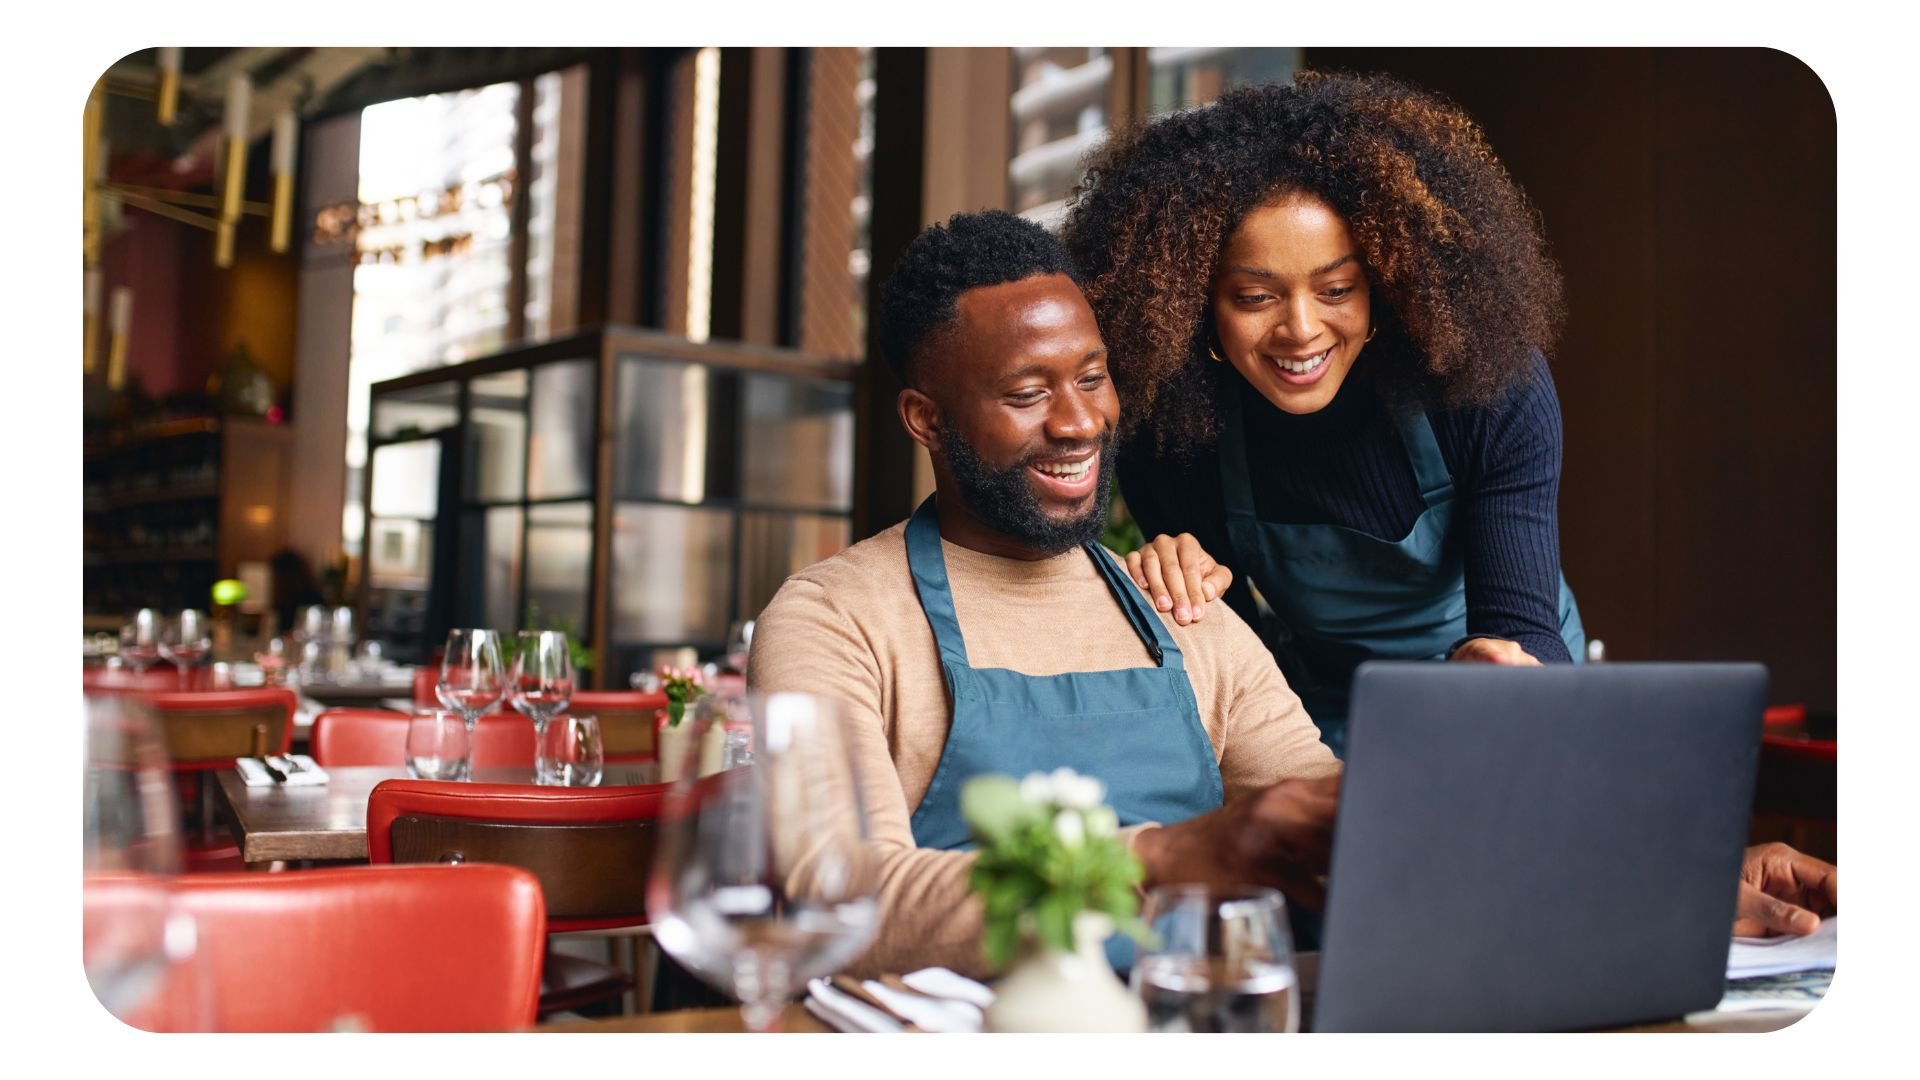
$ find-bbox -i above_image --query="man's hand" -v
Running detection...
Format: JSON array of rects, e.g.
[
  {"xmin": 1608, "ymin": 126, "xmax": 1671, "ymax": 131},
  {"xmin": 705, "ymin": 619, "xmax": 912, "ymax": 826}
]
[
  {"xmin": 1125, "ymin": 533, "xmax": 1234, "ymax": 626},
  {"xmin": 1133, "ymin": 774, "xmax": 1341, "ymax": 911},
  {"xmin": 1733, "ymin": 842, "xmax": 1837, "ymax": 937},
  {"xmin": 1448, "ymin": 637, "xmax": 1542, "ymax": 666}
]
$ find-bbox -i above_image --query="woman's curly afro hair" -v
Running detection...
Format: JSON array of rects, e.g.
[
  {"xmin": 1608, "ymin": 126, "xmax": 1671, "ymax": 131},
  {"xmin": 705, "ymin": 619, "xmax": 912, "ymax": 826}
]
[{"xmin": 1062, "ymin": 71, "xmax": 1565, "ymax": 454}]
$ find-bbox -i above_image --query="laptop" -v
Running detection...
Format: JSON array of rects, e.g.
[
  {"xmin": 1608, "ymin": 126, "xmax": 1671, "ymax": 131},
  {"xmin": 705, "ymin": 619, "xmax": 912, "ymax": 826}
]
[{"xmin": 1310, "ymin": 661, "xmax": 1767, "ymax": 1032}]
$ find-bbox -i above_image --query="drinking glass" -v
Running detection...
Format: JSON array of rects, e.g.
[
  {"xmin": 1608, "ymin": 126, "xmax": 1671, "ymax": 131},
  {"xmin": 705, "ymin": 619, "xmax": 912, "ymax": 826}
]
[
  {"xmin": 537, "ymin": 715, "xmax": 603, "ymax": 787},
  {"xmin": 83, "ymin": 694, "xmax": 213, "ymax": 1029},
  {"xmin": 510, "ymin": 630, "xmax": 575, "ymax": 782},
  {"xmin": 119, "ymin": 609, "xmax": 163, "ymax": 675},
  {"xmin": 157, "ymin": 609, "xmax": 212, "ymax": 689},
  {"xmin": 253, "ymin": 636, "xmax": 289, "ymax": 687},
  {"xmin": 405, "ymin": 710, "xmax": 472, "ymax": 782},
  {"xmin": 1131, "ymin": 885, "xmax": 1300, "ymax": 1033},
  {"xmin": 436, "ymin": 629, "xmax": 505, "ymax": 732},
  {"xmin": 647, "ymin": 692, "xmax": 880, "ymax": 1032}
]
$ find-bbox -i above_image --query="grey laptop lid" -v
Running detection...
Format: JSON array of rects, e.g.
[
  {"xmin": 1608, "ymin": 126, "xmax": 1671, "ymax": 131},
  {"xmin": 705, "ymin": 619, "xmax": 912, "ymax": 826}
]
[{"xmin": 1312, "ymin": 662, "xmax": 1766, "ymax": 1032}]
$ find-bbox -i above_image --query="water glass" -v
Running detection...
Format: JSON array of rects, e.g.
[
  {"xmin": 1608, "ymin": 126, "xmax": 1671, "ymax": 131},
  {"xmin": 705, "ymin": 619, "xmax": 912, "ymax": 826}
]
[
  {"xmin": 648, "ymin": 692, "xmax": 880, "ymax": 1032},
  {"xmin": 537, "ymin": 714, "xmax": 603, "ymax": 787},
  {"xmin": 437, "ymin": 629, "xmax": 505, "ymax": 731},
  {"xmin": 405, "ymin": 710, "xmax": 472, "ymax": 782},
  {"xmin": 1132, "ymin": 885, "xmax": 1301, "ymax": 1033}
]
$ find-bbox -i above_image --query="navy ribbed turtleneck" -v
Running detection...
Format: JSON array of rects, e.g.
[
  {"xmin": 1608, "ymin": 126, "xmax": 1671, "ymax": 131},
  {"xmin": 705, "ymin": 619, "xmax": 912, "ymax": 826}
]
[{"xmin": 1118, "ymin": 350, "xmax": 1573, "ymax": 664}]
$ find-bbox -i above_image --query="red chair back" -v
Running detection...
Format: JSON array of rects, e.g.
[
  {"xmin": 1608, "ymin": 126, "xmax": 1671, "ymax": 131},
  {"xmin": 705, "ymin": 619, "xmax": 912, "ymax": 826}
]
[
  {"xmin": 136, "ymin": 688, "xmax": 298, "ymax": 771},
  {"xmin": 567, "ymin": 690, "xmax": 668, "ymax": 761},
  {"xmin": 310, "ymin": 708, "xmax": 537, "ymax": 768},
  {"xmin": 367, "ymin": 780, "xmax": 669, "ymax": 932},
  {"xmin": 83, "ymin": 865, "xmax": 546, "ymax": 1031}
]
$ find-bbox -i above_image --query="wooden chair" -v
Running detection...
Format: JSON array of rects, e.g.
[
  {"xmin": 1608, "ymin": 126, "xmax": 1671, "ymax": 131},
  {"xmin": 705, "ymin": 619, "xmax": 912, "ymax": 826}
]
[
  {"xmin": 84, "ymin": 865, "xmax": 546, "ymax": 1031},
  {"xmin": 567, "ymin": 690, "xmax": 668, "ymax": 762},
  {"xmin": 130, "ymin": 688, "xmax": 298, "ymax": 872},
  {"xmin": 310, "ymin": 707, "xmax": 537, "ymax": 768},
  {"xmin": 366, "ymin": 779, "xmax": 670, "ymax": 1016}
]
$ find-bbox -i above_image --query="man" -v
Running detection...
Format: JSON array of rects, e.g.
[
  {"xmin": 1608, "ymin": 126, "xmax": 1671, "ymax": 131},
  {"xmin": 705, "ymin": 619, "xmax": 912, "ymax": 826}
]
[{"xmin": 748, "ymin": 210, "xmax": 1835, "ymax": 979}]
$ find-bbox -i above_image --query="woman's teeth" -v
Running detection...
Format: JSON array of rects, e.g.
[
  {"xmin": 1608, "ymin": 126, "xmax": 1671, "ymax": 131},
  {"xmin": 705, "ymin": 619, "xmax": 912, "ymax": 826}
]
[
  {"xmin": 1033, "ymin": 459, "xmax": 1093, "ymax": 479},
  {"xmin": 1275, "ymin": 349, "xmax": 1330, "ymax": 375}
]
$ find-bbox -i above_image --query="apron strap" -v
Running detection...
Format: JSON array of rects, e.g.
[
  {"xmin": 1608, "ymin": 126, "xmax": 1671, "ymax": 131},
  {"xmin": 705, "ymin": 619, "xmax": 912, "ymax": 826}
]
[
  {"xmin": 1084, "ymin": 544, "xmax": 1182, "ymax": 671},
  {"xmin": 905, "ymin": 495, "xmax": 972, "ymax": 669},
  {"xmin": 1388, "ymin": 400, "xmax": 1455, "ymax": 509}
]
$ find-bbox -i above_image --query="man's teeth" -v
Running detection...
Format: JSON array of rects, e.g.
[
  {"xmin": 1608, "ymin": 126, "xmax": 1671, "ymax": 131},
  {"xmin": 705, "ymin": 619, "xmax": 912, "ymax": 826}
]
[
  {"xmin": 1276, "ymin": 350, "xmax": 1330, "ymax": 375},
  {"xmin": 1033, "ymin": 459, "xmax": 1093, "ymax": 479}
]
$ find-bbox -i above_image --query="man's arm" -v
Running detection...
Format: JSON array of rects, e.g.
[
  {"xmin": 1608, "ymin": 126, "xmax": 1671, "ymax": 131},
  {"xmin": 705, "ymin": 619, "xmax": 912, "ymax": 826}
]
[{"xmin": 747, "ymin": 575, "xmax": 998, "ymax": 978}]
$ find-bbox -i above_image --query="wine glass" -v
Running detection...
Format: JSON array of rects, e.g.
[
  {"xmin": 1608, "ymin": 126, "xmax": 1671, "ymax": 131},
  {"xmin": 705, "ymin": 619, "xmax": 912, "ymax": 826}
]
[
  {"xmin": 120, "ymin": 609, "xmax": 163, "ymax": 675},
  {"xmin": 537, "ymin": 714, "xmax": 602, "ymax": 787},
  {"xmin": 510, "ymin": 630, "xmax": 575, "ymax": 783},
  {"xmin": 436, "ymin": 629, "xmax": 505, "ymax": 733},
  {"xmin": 157, "ymin": 610, "xmax": 212, "ymax": 689},
  {"xmin": 647, "ymin": 692, "xmax": 880, "ymax": 1032},
  {"xmin": 83, "ymin": 693, "xmax": 213, "ymax": 1030},
  {"xmin": 1131, "ymin": 885, "xmax": 1301, "ymax": 1033}
]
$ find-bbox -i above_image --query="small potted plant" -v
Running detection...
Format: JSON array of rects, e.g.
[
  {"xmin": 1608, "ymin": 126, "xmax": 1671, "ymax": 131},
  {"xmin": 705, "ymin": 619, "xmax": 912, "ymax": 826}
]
[
  {"xmin": 654, "ymin": 665, "xmax": 710, "ymax": 781},
  {"xmin": 962, "ymin": 768, "xmax": 1151, "ymax": 1032}
]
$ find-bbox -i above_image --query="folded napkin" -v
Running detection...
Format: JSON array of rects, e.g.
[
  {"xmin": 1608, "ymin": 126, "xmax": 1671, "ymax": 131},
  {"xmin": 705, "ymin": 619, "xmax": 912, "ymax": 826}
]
[
  {"xmin": 804, "ymin": 968, "xmax": 994, "ymax": 1033},
  {"xmin": 235, "ymin": 755, "xmax": 330, "ymax": 787}
]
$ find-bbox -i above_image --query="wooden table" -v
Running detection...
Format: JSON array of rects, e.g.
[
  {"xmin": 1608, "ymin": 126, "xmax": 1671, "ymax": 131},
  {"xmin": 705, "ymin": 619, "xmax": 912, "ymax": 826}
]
[{"xmin": 212, "ymin": 761, "xmax": 664, "ymax": 865}]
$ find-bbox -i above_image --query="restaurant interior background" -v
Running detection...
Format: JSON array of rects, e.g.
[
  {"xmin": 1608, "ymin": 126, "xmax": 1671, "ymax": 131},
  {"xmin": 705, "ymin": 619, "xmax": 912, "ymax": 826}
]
[{"xmin": 80, "ymin": 45, "xmax": 1835, "ymax": 824}]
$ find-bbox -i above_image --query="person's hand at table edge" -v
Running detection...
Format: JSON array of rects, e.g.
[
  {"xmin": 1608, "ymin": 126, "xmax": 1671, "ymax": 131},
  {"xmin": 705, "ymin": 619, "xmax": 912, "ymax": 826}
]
[
  {"xmin": 1125, "ymin": 533, "xmax": 1234, "ymax": 626},
  {"xmin": 1131, "ymin": 774, "xmax": 1341, "ymax": 910},
  {"xmin": 1733, "ymin": 841, "xmax": 1837, "ymax": 937}
]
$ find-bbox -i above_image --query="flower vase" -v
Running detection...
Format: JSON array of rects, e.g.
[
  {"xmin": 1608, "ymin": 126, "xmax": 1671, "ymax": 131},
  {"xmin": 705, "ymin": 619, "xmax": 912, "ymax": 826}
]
[
  {"xmin": 656, "ymin": 710, "xmax": 729, "ymax": 782},
  {"xmin": 984, "ymin": 912, "xmax": 1147, "ymax": 1033}
]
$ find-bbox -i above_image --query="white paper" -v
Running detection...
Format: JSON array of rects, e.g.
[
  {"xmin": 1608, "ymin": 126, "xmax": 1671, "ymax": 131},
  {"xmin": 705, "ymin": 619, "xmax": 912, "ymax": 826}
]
[
  {"xmin": 1726, "ymin": 916, "xmax": 1837, "ymax": 979},
  {"xmin": 901, "ymin": 967, "xmax": 997, "ymax": 1009}
]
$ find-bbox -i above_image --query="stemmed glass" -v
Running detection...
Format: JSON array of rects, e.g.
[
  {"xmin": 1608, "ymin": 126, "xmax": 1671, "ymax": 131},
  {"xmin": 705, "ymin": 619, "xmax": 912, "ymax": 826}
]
[
  {"xmin": 119, "ymin": 609, "xmax": 163, "ymax": 676},
  {"xmin": 83, "ymin": 693, "xmax": 212, "ymax": 1029},
  {"xmin": 647, "ymin": 691, "xmax": 880, "ymax": 1032},
  {"xmin": 436, "ymin": 629, "xmax": 505, "ymax": 733},
  {"xmin": 510, "ymin": 630, "xmax": 575, "ymax": 784},
  {"xmin": 157, "ymin": 610, "xmax": 212, "ymax": 689}
]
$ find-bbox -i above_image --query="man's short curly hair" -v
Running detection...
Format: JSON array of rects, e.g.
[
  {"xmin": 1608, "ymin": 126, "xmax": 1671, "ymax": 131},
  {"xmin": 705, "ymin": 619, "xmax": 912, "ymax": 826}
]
[
  {"xmin": 876, "ymin": 209, "xmax": 1082, "ymax": 387},
  {"xmin": 1062, "ymin": 71, "xmax": 1565, "ymax": 454}
]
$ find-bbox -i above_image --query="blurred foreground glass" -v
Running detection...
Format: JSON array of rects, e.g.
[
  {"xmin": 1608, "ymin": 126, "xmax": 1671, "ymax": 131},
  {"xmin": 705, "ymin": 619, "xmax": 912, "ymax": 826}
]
[
  {"xmin": 647, "ymin": 692, "xmax": 880, "ymax": 1031},
  {"xmin": 83, "ymin": 695, "xmax": 211, "ymax": 1029},
  {"xmin": 405, "ymin": 710, "xmax": 472, "ymax": 781},
  {"xmin": 537, "ymin": 714, "xmax": 602, "ymax": 787},
  {"xmin": 511, "ymin": 630, "xmax": 575, "ymax": 780},
  {"xmin": 437, "ymin": 629, "xmax": 505, "ymax": 731},
  {"xmin": 120, "ymin": 609, "xmax": 162, "ymax": 675},
  {"xmin": 1132, "ymin": 885, "xmax": 1300, "ymax": 1033},
  {"xmin": 159, "ymin": 609, "xmax": 212, "ymax": 688}
]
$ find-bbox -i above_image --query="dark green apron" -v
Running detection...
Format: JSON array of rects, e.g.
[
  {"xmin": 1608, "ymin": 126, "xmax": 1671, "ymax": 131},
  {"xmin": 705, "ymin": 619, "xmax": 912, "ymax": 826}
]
[{"xmin": 1217, "ymin": 373, "xmax": 1585, "ymax": 758}]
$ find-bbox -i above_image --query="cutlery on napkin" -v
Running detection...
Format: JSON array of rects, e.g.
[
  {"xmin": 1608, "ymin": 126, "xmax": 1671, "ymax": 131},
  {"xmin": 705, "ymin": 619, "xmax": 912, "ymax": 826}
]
[
  {"xmin": 235, "ymin": 755, "xmax": 330, "ymax": 787},
  {"xmin": 804, "ymin": 968, "xmax": 994, "ymax": 1033}
]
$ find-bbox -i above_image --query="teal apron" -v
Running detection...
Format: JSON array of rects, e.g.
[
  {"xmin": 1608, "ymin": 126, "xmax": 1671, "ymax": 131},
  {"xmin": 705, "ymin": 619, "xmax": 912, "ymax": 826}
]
[
  {"xmin": 1217, "ymin": 373, "xmax": 1585, "ymax": 758},
  {"xmin": 904, "ymin": 495, "xmax": 1224, "ymax": 971}
]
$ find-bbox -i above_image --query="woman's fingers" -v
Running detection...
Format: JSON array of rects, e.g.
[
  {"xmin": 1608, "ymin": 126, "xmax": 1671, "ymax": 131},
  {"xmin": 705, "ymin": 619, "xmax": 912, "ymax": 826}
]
[
  {"xmin": 1137, "ymin": 544, "xmax": 1174, "ymax": 614},
  {"xmin": 1174, "ymin": 535, "xmax": 1214, "ymax": 623},
  {"xmin": 1126, "ymin": 550, "xmax": 1150, "ymax": 591},
  {"xmin": 1151, "ymin": 533, "xmax": 1196, "ymax": 622}
]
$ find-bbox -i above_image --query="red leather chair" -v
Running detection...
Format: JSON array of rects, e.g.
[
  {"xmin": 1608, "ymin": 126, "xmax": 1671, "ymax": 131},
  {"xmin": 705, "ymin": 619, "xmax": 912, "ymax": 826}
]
[
  {"xmin": 310, "ymin": 708, "xmax": 537, "ymax": 768},
  {"xmin": 568, "ymin": 690, "xmax": 668, "ymax": 763},
  {"xmin": 84, "ymin": 865, "xmax": 546, "ymax": 1031},
  {"xmin": 366, "ymin": 779, "xmax": 670, "ymax": 1014},
  {"xmin": 132, "ymin": 688, "xmax": 298, "ymax": 872}
]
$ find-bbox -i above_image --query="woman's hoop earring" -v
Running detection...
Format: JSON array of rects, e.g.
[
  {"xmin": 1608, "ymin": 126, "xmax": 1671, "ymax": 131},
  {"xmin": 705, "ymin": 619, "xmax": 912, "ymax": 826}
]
[
  {"xmin": 1208, "ymin": 338, "xmax": 1229, "ymax": 364},
  {"xmin": 1365, "ymin": 326, "xmax": 1378, "ymax": 345}
]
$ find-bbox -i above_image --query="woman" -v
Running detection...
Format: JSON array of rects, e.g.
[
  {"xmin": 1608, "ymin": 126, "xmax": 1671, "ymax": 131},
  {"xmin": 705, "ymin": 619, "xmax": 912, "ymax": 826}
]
[{"xmin": 1064, "ymin": 72, "xmax": 1584, "ymax": 755}]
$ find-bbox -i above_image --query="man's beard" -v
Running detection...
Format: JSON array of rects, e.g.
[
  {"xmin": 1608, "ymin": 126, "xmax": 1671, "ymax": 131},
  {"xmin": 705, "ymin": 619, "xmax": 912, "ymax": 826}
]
[{"xmin": 941, "ymin": 423, "xmax": 1116, "ymax": 557}]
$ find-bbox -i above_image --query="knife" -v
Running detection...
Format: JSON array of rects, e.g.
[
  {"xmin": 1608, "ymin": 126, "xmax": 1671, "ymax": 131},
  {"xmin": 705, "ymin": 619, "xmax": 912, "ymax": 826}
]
[
  {"xmin": 258, "ymin": 755, "xmax": 288, "ymax": 783},
  {"xmin": 829, "ymin": 975, "xmax": 922, "ymax": 1031}
]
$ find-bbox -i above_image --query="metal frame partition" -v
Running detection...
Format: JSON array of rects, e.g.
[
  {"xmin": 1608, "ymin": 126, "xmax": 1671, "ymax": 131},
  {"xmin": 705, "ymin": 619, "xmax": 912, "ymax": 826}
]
[{"xmin": 363, "ymin": 327, "xmax": 858, "ymax": 688}]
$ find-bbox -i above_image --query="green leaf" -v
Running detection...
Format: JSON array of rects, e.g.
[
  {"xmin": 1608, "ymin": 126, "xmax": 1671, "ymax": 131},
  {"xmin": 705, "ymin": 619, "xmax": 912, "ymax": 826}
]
[
  {"xmin": 961, "ymin": 775, "xmax": 1035, "ymax": 847},
  {"xmin": 1034, "ymin": 892, "xmax": 1076, "ymax": 955}
]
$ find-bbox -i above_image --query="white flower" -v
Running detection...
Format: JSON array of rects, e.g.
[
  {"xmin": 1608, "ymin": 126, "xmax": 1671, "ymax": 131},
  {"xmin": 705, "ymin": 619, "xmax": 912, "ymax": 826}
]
[
  {"xmin": 1053, "ymin": 809, "xmax": 1085, "ymax": 848},
  {"xmin": 1019, "ymin": 771, "xmax": 1056, "ymax": 805},
  {"xmin": 1049, "ymin": 767, "xmax": 1106, "ymax": 810}
]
